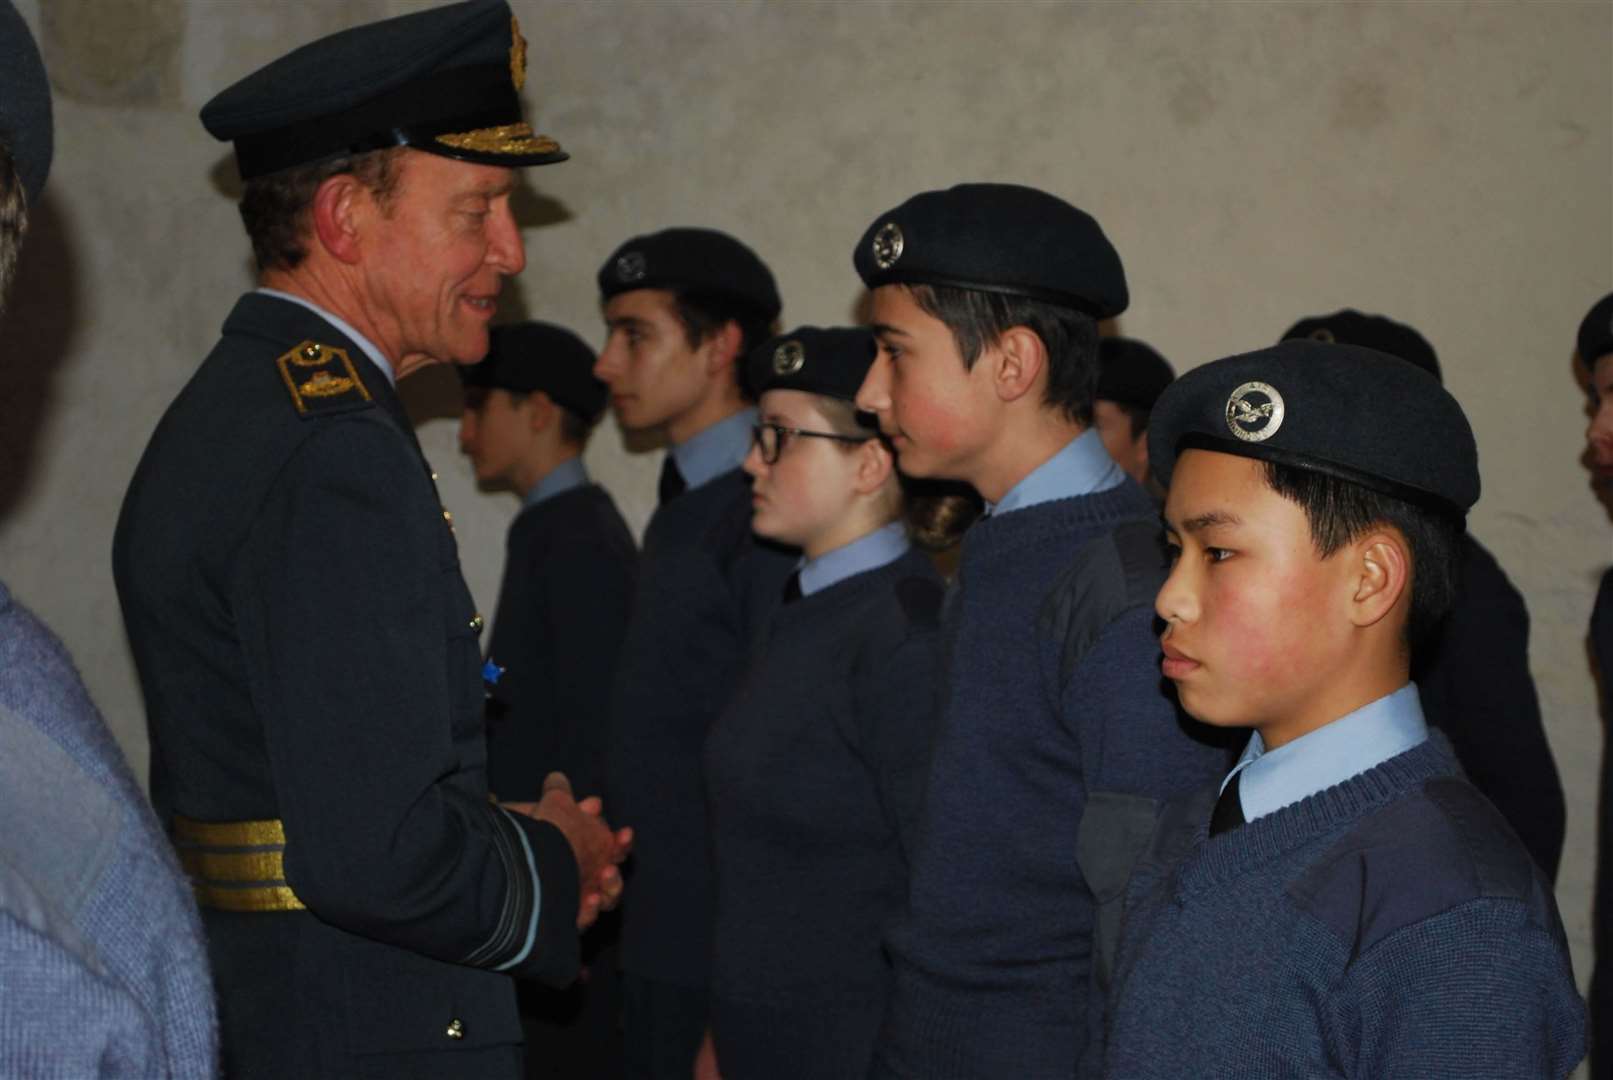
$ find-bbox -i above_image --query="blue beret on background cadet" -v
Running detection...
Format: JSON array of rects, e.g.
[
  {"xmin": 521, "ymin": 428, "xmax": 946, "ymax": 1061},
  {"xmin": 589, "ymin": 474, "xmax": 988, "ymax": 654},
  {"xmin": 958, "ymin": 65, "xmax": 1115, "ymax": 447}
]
[
  {"xmin": 1578, "ymin": 292, "xmax": 1613, "ymax": 368},
  {"xmin": 201, "ymin": 0, "xmax": 564, "ymax": 179},
  {"xmin": 1281, "ymin": 309, "xmax": 1441, "ymax": 383},
  {"xmin": 0, "ymin": 0, "xmax": 52, "ymax": 206},
  {"xmin": 460, "ymin": 320, "xmax": 608, "ymax": 422},
  {"xmin": 1096, "ymin": 337, "xmax": 1175, "ymax": 411},
  {"xmin": 1149, "ymin": 339, "xmax": 1479, "ymax": 515},
  {"xmin": 744, "ymin": 325, "xmax": 878, "ymax": 404},
  {"xmin": 852, "ymin": 182, "xmax": 1129, "ymax": 319},
  {"xmin": 596, "ymin": 227, "xmax": 782, "ymax": 319}
]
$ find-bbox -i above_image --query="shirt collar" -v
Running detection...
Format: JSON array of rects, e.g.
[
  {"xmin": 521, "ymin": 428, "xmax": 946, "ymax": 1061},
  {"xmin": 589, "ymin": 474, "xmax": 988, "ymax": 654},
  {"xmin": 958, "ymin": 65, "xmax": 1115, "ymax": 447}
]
[
  {"xmin": 670, "ymin": 407, "xmax": 755, "ymax": 492},
  {"xmin": 797, "ymin": 522, "xmax": 911, "ymax": 597},
  {"xmin": 1221, "ymin": 683, "xmax": 1429, "ymax": 822},
  {"xmin": 522, "ymin": 457, "xmax": 588, "ymax": 510},
  {"xmin": 256, "ymin": 287, "xmax": 397, "ymax": 387},
  {"xmin": 987, "ymin": 428, "xmax": 1126, "ymax": 516}
]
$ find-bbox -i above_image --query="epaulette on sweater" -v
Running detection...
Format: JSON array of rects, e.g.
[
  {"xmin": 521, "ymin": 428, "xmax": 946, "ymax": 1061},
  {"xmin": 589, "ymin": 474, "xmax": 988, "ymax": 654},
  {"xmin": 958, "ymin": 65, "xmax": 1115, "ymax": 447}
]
[{"xmin": 1038, "ymin": 518, "xmax": 1169, "ymax": 686}]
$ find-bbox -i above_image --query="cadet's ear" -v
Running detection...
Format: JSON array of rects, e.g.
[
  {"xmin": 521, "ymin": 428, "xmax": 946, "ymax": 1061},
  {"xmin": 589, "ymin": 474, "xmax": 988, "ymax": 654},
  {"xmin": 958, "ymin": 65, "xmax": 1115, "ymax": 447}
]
[
  {"xmin": 527, "ymin": 392, "xmax": 558, "ymax": 434},
  {"xmin": 310, "ymin": 173, "xmax": 365, "ymax": 265},
  {"xmin": 853, "ymin": 433, "xmax": 895, "ymax": 496},
  {"xmin": 989, "ymin": 325, "xmax": 1048, "ymax": 404},
  {"xmin": 702, "ymin": 320, "xmax": 745, "ymax": 378},
  {"xmin": 1348, "ymin": 528, "xmax": 1411, "ymax": 630}
]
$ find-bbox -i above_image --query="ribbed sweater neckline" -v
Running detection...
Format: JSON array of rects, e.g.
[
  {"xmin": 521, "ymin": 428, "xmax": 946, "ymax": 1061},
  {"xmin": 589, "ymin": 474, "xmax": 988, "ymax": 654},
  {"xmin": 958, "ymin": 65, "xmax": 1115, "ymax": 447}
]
[
  {"xmin": 1176, "ymin": 738, "xmax": 1457, "ymax": 897},
  {"xmin": 960, "ymin": 483, "xmax": 1155, "ymax": 563}
]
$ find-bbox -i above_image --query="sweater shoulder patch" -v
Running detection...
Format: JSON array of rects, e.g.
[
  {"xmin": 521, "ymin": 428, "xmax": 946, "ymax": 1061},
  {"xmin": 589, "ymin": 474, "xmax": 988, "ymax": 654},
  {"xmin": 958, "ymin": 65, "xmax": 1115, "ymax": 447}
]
[
  {"xmin": 1286, "ymin": 779, "xmax": 1546, "ymax": 957},
  {"xmin": 275, "ymin": 340, "xmax": 375, "ymax": 419},
  {"xmin": 1038, "ymin": 517, "xmax": 1169, "ymax": 685}
]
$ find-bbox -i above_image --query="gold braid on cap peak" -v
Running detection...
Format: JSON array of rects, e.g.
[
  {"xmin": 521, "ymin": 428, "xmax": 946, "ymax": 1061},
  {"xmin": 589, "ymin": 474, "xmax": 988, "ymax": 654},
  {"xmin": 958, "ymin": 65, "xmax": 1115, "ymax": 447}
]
[{"xmin": 434, "ymin": 122, "xmax": 560, "ymax": 156}]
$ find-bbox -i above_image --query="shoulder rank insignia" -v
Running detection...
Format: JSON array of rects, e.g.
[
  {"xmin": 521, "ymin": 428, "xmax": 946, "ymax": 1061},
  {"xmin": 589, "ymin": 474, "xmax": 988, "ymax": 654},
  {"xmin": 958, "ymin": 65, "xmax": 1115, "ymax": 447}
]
[{"xmin": 276, "ymin": 340, "xmax": 374, "ymax": 418}]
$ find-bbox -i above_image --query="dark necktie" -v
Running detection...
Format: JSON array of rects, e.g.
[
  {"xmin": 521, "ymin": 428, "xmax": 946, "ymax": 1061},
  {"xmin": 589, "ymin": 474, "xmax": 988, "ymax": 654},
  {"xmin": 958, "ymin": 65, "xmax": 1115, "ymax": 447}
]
[
  {"xmin": 658, "ymin": 455, "xmax": 686, "ymax": 505},
  {"xmin": 1210, "ymin": 769, "xmax": 1246, "ymax": 837},
  {"xmin": 782, "ymin": 571, "xmax": 802, "ymax": 604}
]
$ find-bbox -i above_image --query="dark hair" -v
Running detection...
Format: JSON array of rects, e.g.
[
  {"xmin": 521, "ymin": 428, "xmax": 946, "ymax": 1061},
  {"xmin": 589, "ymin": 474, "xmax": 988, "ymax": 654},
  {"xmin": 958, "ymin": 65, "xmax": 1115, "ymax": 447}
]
[
  {"xmin": 1115, "ymin": 401, "xmax": 1150, "ymax": 439},
  {"xmin": 1261, "ymin": 461, "xmax": 1463, "ymax": 656},
  {"xmin": 484, "ymin": 388, "xmax": 596, "ymax": 449},
  {"xmin": 671, "ymin": 290, "xmax": 777, "ymax": 399},
  {"xmin": 905, "ymin": 283, "xmax": 1100, "ymax": 424},
  {"xmin": 238, "ymin": 147, "xmax": 404, "ymax": 273},
  {"xmin": 0, "ymin": 143, "xmax": 27, "ymax": 314}
]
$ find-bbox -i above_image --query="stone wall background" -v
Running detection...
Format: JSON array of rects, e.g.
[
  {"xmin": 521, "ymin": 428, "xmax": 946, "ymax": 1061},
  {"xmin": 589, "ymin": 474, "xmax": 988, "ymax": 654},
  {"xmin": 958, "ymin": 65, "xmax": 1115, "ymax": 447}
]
[{"xmin": 1, "ymin": 0, "xmax": 1608, "ymax": 1034}]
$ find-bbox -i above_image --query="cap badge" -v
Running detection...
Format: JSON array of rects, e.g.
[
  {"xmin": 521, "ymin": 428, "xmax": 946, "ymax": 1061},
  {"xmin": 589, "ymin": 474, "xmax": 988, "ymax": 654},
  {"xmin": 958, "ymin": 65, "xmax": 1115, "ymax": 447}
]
[
  {"xmin": 1307, "ymin": 328, "xmax": 1337, "ymax": 343},
  {"xmin": 773, "ymin": 340, "xmax": 806, "ymax": 376},
  {"xmin": 616, "ymin": 251, "xmax": 647, "ymax": 283},
  {"xmin": 510, "ymin": 15, "xmax": 528, "ymax": 92},
  {"xmin": 1225, "ymin": 381, "xmax": 1285, "ymax": 443},
  {"xmin": 872, "ymin": 222, "xmax": 904, "ymax": 270}
]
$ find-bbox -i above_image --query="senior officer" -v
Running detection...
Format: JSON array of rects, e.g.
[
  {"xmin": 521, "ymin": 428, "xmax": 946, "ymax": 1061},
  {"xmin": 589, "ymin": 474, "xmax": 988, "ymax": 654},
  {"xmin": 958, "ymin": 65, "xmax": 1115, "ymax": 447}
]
[{"xmin": 113, "ymin": 4, "xmax": 629, "ymax": 1077}]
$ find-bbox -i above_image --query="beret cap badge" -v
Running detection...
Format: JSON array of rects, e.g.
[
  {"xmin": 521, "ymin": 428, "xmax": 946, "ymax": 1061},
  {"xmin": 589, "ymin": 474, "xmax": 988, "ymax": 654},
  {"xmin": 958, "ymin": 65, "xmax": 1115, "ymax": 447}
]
[
  {"xmin": 871, "ymin": 222, "xmax": 905, "ymax": 270},
  {"xmin": 616, "ymin": 251, "xmax": 648, "ymax": 283},
  {"xmin": 1225, "ymin": 381, "xmax": 1284, "ymax": 443},
  {"xmin": 773, "ymin": 339, "xmax": 806, "ymax": 376}
]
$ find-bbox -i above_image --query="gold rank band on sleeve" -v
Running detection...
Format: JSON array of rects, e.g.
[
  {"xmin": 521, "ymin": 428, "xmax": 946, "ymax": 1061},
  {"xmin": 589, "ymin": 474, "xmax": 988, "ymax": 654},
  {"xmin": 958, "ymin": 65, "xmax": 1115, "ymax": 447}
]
[
  {"xmin": 172, "ymin": 815, "xmax": 308, "ymax": 913},
  {"xmin": 276, "ymin": 340, "xmax": 373, "ymax": 417}
]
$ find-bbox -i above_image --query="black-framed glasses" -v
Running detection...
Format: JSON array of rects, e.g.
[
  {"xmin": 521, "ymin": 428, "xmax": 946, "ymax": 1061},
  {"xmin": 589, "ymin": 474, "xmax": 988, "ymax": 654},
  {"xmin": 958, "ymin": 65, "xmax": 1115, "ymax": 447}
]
[{"xmin": 750, "ymin": 423, "xmax": 873, "ymax": 465}]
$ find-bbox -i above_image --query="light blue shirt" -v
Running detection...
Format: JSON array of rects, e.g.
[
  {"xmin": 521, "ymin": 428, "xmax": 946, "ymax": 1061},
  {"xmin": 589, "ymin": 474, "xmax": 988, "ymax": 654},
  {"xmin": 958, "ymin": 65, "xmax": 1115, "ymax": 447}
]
[
  {"xmin": 522, "ymin": 458, "xmax": 588, "ymax": 510},
  {"xmin": 988, "ymin": 428, "xmax": 1125, "ymax": 516},
  {"xmin": 1220, "ymin": 683, "xmax": 1429, "ymax": 822},
  {"xmin": 256, "ymin": 287, "xmax": 396, "ymax": 387},
  {"xmin": 797, "ymin": 522, "xmax": 910, "ymax": 598},
  {"xmin": 670, "ymin": 408, "xmax": 755, "ymax": 492}
]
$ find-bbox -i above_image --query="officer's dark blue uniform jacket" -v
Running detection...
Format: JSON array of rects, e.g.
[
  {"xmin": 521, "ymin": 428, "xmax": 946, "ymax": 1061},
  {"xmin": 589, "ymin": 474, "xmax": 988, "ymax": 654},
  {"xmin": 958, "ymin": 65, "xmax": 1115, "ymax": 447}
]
[{"xmin": 113, "ymin": 292, "xmax": 580, "ymax": 1080}]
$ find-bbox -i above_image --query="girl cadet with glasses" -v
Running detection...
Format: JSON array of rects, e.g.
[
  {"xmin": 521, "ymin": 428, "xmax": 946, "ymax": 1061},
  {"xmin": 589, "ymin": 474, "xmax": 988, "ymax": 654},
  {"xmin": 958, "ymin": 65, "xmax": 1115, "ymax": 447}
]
[{"xmin": 696, "ymin": 326, "xmax": 964, "ymax": 1080}]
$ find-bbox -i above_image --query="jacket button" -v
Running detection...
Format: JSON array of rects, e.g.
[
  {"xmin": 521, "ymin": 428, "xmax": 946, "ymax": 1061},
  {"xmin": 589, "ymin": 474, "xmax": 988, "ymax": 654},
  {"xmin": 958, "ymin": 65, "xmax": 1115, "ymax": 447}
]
[
  {"xmin": 469, "ymin": 614, "xmax": 484, "ymax": 634},
  {"xmin": 445, "ymin": 1018, "xmax": 464, "ymax": 1040}
]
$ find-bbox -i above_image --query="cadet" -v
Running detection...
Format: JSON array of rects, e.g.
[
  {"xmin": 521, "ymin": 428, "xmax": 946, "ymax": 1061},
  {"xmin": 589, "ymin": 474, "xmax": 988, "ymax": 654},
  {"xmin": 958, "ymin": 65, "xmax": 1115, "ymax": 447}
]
[
  {"xmin": 700, "ymin": 327, "xmax": 947, "ymax": 1079},
  {"xmin": 1281, "ymin": 309, "xmax": 1566, "ymax": 879},
  {"xmin": 1579, "ymin": 290, "xmax": 1613, "ymax": 1080},
  {"xmin": 112, "ymin": 5, "xmax": 629, "ymax": 1076},
  {"xmin": 593, "ymin": 228, "xmax": 796, "ymax": 1078},
  {"xmin": 458, "ymin": 320, "xmax": 638, "ymax": 1079},
  {"xmin": 1092, "ymin": 335, "xmax": 1174, "ymax": 496},
  {"xmin": 1105, "ymin": 340, "xmax": 1585, "ymax": 1078},
  {"xmin": 0, "ymin": 5, "xmax": 216, "ymax": 1072},
  {"xmin": 851, "ymin": 184, "xmax": 1231, "ymax": 1078}
]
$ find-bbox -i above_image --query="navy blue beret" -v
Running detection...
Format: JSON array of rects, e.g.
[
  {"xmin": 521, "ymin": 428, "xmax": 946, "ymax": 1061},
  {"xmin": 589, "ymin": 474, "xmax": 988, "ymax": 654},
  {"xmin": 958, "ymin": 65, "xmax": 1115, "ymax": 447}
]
[
  {"xmin": 460, "ymin": 321, "xmax": 606, "ymax": 422},
  {"xmin": 1097, "ymin": 337, "xmax": 1174, "ymax": 411},
  {"xmin": 0, "ymin": 0, "xmax": 51, "ymax": 207},
  {"xmin": 1149, "ymin": 340, "xmax": 1478, "ymax": 515},
  {"xmin": 852, "ymin": 183, "xmax": 1128, "ymax": 319},
  {"xmin": 745, "ymin": 326, "xmax": 877, "ymax": 404},
  {"xmin": 1578, "ymin": 293, "xmax": 1613, "ymax": 369},
  {"xmin": 597, "ymin": 227, "xmax": 782, "ymax": 320},
  {"xmin": 1280, "ymin": 309, "xmax": 1441, "ymax": 384},
  {"xmin": 202, "ymin": 0, "xmax": 565, "ymax": 180}
]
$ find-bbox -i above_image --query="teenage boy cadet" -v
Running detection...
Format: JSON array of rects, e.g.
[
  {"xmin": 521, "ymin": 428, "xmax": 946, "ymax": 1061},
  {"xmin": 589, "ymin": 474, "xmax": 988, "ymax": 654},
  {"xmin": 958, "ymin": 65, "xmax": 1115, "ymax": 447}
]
[
  {"xmin": 1104, "ymin": 339, "xmax": 1586, "ymax": 1078},
  {"xmin": 1281, "ymin": 309, "xmax": 1565, "ymax": 880},
  {"xmin": 593, "ymin": 228, "xmax": 796, "ymax": 1078},
  {"xmin": 1093, "ymin": 335, "xmax": 1174, "ymax": 495},
  {"xmin": 459, "ymin": 320, "xmax": 637, "ymax": 1079},
  {"xmin": 113, "ymin": 5, "xmax": 630, "ymax": 1075},
  {"xmin": 851, "ymin": 183, "xmax": 1232, "ymax": 1078},
  {"xmin": 1578, "ymin": 290, "xmax": 1613, "ymax": 1080}
]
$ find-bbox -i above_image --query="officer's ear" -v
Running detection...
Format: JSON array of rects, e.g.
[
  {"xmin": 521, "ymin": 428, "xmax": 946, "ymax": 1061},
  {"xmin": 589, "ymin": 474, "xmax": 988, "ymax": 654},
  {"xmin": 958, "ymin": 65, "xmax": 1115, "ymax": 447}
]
[
  {"xmin": 1347, "ymin": 526, "xmax": 1411, "ymax": 632},
  {"xmin": 701, "ymin": 320, "xmax": 745, "ymax": 379},
  {"xmin": 853, "ymin": 432, "xmax": 895, "ymax": 497},
  {"xmin": 311, "ymin": 174, "xmax": 366, "ymax": 265}
]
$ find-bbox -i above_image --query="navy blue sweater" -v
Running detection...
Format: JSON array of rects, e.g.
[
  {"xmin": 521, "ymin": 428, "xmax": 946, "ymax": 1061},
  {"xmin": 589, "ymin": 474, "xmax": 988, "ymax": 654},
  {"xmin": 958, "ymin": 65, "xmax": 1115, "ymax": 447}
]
[
  {"xmin": 875, "ymin": 484, "xmax": 1231, "ymax": 1078},
  {"xmin": 1105, "ymin": 738, "xmax": 1586, "ymax": 1079},
  {"xmin": 606, "ymin": 468, "xmax": 796, "ymax": 985},
  {"xmin": 484, "ymin": 483, "xmax": 637, "ymax": 803},
  {"xmin": 704, "ymin": 548, "xmax": 943, "ymax": 1080}
]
